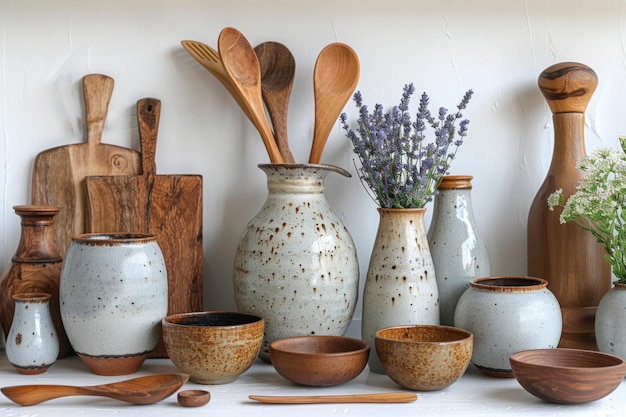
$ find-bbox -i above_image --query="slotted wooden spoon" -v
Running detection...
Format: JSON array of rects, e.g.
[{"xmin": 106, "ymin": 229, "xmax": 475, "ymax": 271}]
[
  {"xmin": 218, "ymin": 27, "xmax": 283, "ymax": 163},
  {"xmin": 1, "ymin": 373, "xmax": 189, "ymax": 406},
  {"xmin": 308, "ymin": 43, "xmax": 360, "ymax": 164},
  {"xmin": 254, "ymin": 41, "xmax": 296, "ymax": 163}
]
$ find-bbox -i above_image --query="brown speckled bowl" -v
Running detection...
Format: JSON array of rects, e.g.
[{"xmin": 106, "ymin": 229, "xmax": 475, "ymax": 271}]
[
  {"xmin": 162, "ymin": 311, "xmax": 264, "ymax": 385},
  {"xmin": 510, "ymin": 348, "xmax": 626, "ymax": 404},
  {"xmin": 269, "ymin": 335, "xmax": 370, "ymax": 386},
  {"xmin": 375, "ymin": 325, "xmax": 473, "ymax": 391}
]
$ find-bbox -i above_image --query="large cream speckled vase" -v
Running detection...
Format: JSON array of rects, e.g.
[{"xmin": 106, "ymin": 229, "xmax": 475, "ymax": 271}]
[
  {"xmin": 233, "ymin": 164, "xmax": 359, "ymax": 362},
  {"xmin": 362, "ymin": 207, "xmax": 440, "ymax": 374}
]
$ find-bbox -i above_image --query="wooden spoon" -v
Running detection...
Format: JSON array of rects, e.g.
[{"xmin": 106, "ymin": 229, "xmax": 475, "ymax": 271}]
[
  {"xmin": 181, "ymin": 40, "xmax": 253, "ymax": 120},
  {"xmin": 248, "ymin": 392, "xmax": 417, "ymax": 404},
  {"xmin": 308, "ymin": 43, "xmax": 360, "ymax": 164},
  {"xmin": 1, "ymin": 373, "xmax": 189, "ymax": 406},
  {"xmin": 254, "ymin": 41, "xmax": 296, "ymax": 163},
  {"xmin": 218, "ymin": 27, "xmax": 283, "ymax": 164}
]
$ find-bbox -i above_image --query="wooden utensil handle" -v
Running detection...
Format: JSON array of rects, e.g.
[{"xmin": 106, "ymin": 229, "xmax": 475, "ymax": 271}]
[
  {"xmin": 83, "ymin": 74, "xmax": 114, "ymax": 145},
  {"xmin": 136, "ymin": 98, "xmax": 161, "ymax": 175},
  {"xmin": 538, "ymin": 62, "xmax": 598, "ymax": 114},
  {"xmin": 248, "ymin": 392, "xmax": 418, "ymax": 404}
]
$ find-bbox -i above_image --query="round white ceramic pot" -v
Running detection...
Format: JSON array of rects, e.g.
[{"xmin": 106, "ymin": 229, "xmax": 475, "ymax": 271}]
[
  {"xmin": 454, "ymin": 276, "xmax": 562, "ymax": 377},
  {"xmin": 60, "ymin": 233, "xmax": 168, "ymax": 375},
  {"xmin": 596, "ymin": 281, "xmax": 626, "ymax": 360}
]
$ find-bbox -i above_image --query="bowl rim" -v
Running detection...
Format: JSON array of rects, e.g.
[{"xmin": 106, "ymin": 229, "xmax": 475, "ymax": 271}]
[
  {"xmin": 162, "ymin": 310, "xmax": 264, "ymax": 329},
  {"xmin": 269, "ymin": 335, "xmax": 370, "ymax": 357},
  {"xmin": 509, "ymin": 348, "xmax": 626, "ymax": 371},
  {"xmin": 374, "ymin": 324, "xmax": 473, "ymax": 345}
]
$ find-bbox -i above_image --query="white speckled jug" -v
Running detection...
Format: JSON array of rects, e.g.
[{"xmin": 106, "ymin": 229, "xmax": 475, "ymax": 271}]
[
  {"xmin": 428, "ymin": 176, "xmax": 490, "ymax": 326},
  {"xmin": 6, "ymin": 293, "xmax": 59, "ymax": 374},
  {"xmin": 362, "ymin": 208, "xmax": 440, "ymax": 374},
  {"xmin": 60, "ymin": 233, "xmax": 168, "ymax": 375},
  {"xmin": 454, "ymin": 276, "xmax": 562, "ymax": 377},
  {"xmin": 596, "ymin": 282, "xmax": 626, "ymax": 360},
  {"xmin": 233, "ymin": 164, "xmax": 359, "ymax": 362}
]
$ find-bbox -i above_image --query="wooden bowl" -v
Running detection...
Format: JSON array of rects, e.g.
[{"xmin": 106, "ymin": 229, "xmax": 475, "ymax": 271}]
[
  {"xmin": 510, "ymin": 348, "xmax": 626, "ymax": 404},
  {"xmin": 269, "ymin": 335, "xmax": 369, "ymax": 386},
  {"xmin": 375, "ymin": 325, "xmax": 473, "ymax": 391},
  {"xmin": 162, "ymin": 311, "xmax": 264, "ymax": 385}
]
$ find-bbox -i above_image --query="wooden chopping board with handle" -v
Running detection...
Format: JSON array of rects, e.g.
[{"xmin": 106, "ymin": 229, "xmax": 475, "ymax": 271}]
[
  {"xmin": 85, "ymin": 98, "xmax": 203, "ymax": 358},
  {"xmin": 31, "ymin": 74, "xmax": 142, "ymax": 257}
]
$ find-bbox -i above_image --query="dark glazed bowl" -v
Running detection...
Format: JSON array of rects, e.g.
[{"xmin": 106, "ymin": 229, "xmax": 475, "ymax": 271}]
[
  {"xmin": 269, "ymin": 335, "xmax": 369, "ymax": 386},
  {"xmin": 162, "ymin": 311, "xmax": 264, "ymax": 385},
  {"xmin": 375, "ymin": 325, "xmax": 473, "ymax": 391},
  {"xmin": 510, "ymin": 348, "xmax": 626, "ymax": 404}
]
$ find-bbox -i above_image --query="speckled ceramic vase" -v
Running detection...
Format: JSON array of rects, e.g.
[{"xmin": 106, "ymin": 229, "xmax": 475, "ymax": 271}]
[
  {"xmin": 5, "ymin": 293, "xmax": 59, "ymax": 374},
  {"xmin": 427, "ymin": 176, "xmax": 490, "ymax": 326},
  {"xmin": 233, "ymin": 164, "xmax": 359, "ymax": 362},
  {"xmin": 60, "ymin": 233, "xmax": 168, "ymax": 375},
  {"xmin": 362, "ymin": 208, "xmax": 440, "ymax": 374},
  {"xmin": 454, "ymin": 276, "xmax": 562, "ymax": 377},
  {"xmin": 595, "ymin": 282, "xmax": 626, "ymax": 360}
]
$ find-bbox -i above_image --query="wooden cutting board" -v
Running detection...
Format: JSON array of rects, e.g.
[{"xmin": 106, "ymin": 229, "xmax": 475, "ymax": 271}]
[
  {"xmin": 31, "ymin": 74, "xmax": 142, "ymax": 257},
  {"xmin": 85, "ymin": 98, "xmax": 203, "ymax": 358}
]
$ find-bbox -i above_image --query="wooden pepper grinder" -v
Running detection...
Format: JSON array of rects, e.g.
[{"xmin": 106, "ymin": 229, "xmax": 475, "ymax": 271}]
[{"xmin": 528, "ymin": 62, "xmax": 612, "ymax": 350}]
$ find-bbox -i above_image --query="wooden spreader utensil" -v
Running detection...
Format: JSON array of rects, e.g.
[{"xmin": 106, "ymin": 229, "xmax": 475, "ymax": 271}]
[
  {"xmin": 31, "ymin": 74, "xmax": 141, "ymax": 257},
  {"xmin": 248, "ymin": 392, "xmax": 418, "ymax": 404},
  {"xmin": 85, "ymin": 98, "xmax": 203, "ymax": 358}
]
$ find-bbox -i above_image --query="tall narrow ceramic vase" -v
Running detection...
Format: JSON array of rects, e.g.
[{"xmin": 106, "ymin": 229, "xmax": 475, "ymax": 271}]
[
  {"xmin": 428, "ymin": 175, "xmax": 490, "ymax": 326},
  {"xmin": 527, "ymin": 62, "xmax": 611, "ymax": 350},
  {"xmin": 362, "ymin": 208, "xmax": 440, "ymax": 374},
  {"xmin": 233, "ymin": 164, "xmax": 359, "ymax": 362},
  {"xmin": 0, "ymin": 205, "xmax": 71, "ymax": 357}
]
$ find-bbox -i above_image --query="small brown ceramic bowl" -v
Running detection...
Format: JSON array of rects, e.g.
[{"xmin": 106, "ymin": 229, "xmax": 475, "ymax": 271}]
[
  {"xmin": 510, "ymin": 348, "xmax": 626, "ymax": 404},
  {"xmin": 269, "ymin": 335, "xmax": 370, "ymax": 386},
  {"xmin": 375, "ymin": 325, "xmax": 473, "ymax": 391},
  {"xmin": 162, "ymin": 311, "xmax": 264, "ymax": 385}
]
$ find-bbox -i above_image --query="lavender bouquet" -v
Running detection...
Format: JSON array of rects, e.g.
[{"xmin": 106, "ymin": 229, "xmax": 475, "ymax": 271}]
[{"xmin": 340, "ymin": 84, "xmax": 473, "ymax": 208}]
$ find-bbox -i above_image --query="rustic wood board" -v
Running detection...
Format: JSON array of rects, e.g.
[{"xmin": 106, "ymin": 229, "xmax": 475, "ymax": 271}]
[
  {"xmin": 85, "ymin": 98, "xmax": 203, "ymax": 358},
  {"xmin": 31, "ymin": 74, "xmax": 141, "ymax": 257}
]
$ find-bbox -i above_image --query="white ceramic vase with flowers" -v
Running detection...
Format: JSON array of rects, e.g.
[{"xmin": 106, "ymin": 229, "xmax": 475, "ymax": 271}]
[
  {"xmin": 341, "ymin": 84, "xmax": 474, "ymax": 373},
  {"xmin": 549, "ymin": 136, "xmax": 626, "ymax": 359}
]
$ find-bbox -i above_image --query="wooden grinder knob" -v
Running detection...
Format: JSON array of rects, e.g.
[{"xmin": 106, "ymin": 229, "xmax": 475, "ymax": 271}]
[{"xmin": 538, "ymin": 62, "xmax": 598, "ymax": 114}]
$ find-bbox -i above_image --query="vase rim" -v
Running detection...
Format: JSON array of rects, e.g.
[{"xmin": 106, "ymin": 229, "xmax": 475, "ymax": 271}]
[
  {"xmin": 612, "ymin": 281, "xmax": 626, "ymax": 289},
  {"xmin": 377, "ymin": 207, "xmax": 427, "ymax": 213},
  {"xmin": 12, "ymin": 292, "xmax": 52, "ymax": 302},
  {"xmin": 470, "ymin": 276, "xmax": 548, "ymax": 292},
  {"xmin": 258, "ymin": 163, "xmax": 351, "ymax": 178},
  {"xmin": 438, "ymin": 175, "xmax": 473, "ymax": 190},
  {"xmin": 71, "ymin": 233, "xmax": 157, "ymax": 244}
]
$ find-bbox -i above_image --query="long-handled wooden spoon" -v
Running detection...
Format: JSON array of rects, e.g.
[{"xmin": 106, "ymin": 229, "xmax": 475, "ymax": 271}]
[
  {"xmin": 181, "ymin": 40, "xmax": 253, "ymax": 120},
  {"xmin": 308, "ymin": 43, "xmax": 360, "ymax": 164},
  {"xmin": 248, "ymin": 392, "xmax": 417, "ymax": 404},
  {"xmin": 254, "ymin": 41, "xmax": 296, "ymax": 163},
  {"xmin": 1, "ymin": 373, "xmax": 189, "ymax": 406},
  {"xmin": 218, "ymin": 27, "xmax": 283, "ymax": 163}
]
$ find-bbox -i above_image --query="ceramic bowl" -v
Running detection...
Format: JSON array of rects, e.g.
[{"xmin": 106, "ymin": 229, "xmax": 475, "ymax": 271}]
[
  {"xmin": 510, "ymin": 348, "xmax": 626, "ymax": 404},
  {"xmin": 162, "ymin": 311, "xmax": 264, "ymax": 385},
  {"xmin": 269, "ymin": 335, "xmax": 369, "ymax": 386},
  {"xmin": 375, "ymin": 325, "xmax": 473, "ymax": 391}
]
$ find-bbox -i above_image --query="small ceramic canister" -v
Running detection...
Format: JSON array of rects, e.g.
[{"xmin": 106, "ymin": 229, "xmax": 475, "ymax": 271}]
[
  {"xmin": 6, "ymin": 293, "xmax": 59, "ymax": 374},
  {"xmin": 454, "ymin": 276, "xmax": 562, "ymax": 377}
]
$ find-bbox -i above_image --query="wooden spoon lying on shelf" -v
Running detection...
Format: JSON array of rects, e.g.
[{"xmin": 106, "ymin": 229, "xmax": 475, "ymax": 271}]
[
  {"xmin": 308, "ymin": 42, "xmax": 360, "ymax": 164},
  {"xmin": 248, "ymin": 392, "xmax": 417, "ymax": 404},
  {"xmin": 218, "ymin": 27, "xmax": 283, "ymax": 163},
  {"xmin": 1, "ymin": 373, "xmax": 189, "ymax": 406}
]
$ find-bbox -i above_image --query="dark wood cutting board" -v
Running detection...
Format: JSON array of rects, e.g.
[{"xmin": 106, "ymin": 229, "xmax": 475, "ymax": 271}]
[
  {"xmin": 85, "ymin": 98, "xmax": 203, "ymax": 358},
  {"xmin": 31, "ymin": 74, "xmax": 142, "ymax": 257}
]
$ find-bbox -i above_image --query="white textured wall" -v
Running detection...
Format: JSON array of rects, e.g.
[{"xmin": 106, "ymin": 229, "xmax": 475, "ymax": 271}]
[{"xmin": 1, "ymin": 0, "xmax": 625, "ymax": 336}]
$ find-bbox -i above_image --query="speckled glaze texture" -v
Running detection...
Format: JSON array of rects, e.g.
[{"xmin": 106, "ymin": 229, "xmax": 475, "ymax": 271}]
[
  {"xmin": 6, "ymin": 293, "xmax": 59, "ymax": 375},
  {"xmin": 233, "ymin": 164, "xmax": 359, "ymax": 362},
  {"xmin": 162, "ymin": 311, "xmax": 264, "ymax": 385},
  {"xmin": 375, "ymin": 325, "xmax": 473, "ymax": 391},
  {"xmin": 595, "ymin": 282, "xmax": 626, "ymax": 360},
  {"xmin": 362, "ymin": 208, "xmax": 440, "ymax": 374},
  {"xmin": 427, "ymin": 176, "xmax": 490, "ymax": 326},
  {"xmin": 454, "ymin": 276, "xmax": 562, "ymax": 377},
  {"xmin": 59, "ymin": 233, "xmax": 168, "ymax": 375}
]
